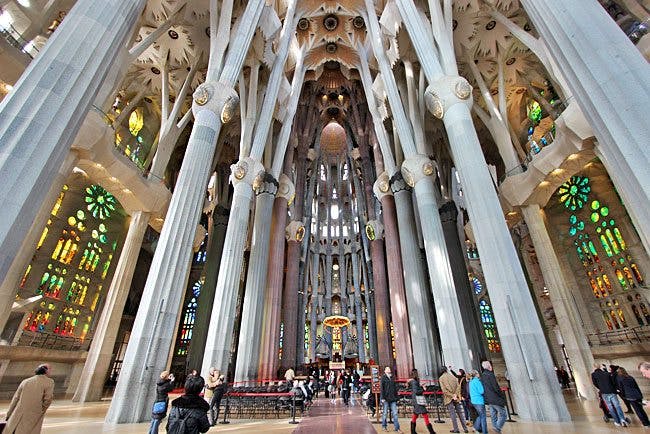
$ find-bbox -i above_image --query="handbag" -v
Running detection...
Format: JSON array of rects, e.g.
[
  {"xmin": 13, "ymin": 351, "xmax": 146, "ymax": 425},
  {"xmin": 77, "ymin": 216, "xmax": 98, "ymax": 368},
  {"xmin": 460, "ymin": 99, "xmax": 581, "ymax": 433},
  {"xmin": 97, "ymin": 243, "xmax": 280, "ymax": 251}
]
[
  {"xmin": 152, "ymin": 400, "xmax": 168, "ymax": 415},
  {"xmin": 415, "ymin": 395, "xmax": 427, "ymax": 406}
]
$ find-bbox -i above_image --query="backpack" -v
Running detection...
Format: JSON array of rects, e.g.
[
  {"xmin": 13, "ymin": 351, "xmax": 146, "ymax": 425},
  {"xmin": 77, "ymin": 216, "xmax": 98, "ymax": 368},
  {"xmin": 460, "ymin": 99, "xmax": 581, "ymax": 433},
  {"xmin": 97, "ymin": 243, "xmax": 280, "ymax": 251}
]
[{"xmin": 167, "ymin": 408, "xmax": 191, "ymax": 434}]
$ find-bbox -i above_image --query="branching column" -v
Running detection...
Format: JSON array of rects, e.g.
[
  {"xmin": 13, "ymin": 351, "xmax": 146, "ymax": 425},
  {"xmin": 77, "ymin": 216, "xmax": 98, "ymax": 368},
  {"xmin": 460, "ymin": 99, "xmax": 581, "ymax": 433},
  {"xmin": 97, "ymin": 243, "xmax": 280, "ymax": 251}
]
[
  {"xmin": 258, "ymin": 176, "xmax": 294, "ymax": 379},
  {"xmin": 107, "ymin": 0, "xmax": 266, "ymax": 422},
  {"xmin": 520, "ymin": 0, "xmax": 650, "ymax": 254},
  {"xmin": 234, "ymin": 174, "xmax": 278, "ymax": 382},
  {"xmin": 73, "ymin": 211, "xmax": 150, "ymax": 402}
]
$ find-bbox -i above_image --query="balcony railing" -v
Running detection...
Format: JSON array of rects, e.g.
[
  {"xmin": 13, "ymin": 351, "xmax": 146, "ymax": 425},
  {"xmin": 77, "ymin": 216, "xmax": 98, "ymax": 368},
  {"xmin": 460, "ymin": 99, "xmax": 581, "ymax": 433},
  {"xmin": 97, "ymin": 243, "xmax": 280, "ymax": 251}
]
[
  {"xmin": 17, "ymin": 330, "xmax": 92, "ymax": 351},
  {"xmin": 586, "ymin": 325, "xmax": 650, "ymax": 347}
]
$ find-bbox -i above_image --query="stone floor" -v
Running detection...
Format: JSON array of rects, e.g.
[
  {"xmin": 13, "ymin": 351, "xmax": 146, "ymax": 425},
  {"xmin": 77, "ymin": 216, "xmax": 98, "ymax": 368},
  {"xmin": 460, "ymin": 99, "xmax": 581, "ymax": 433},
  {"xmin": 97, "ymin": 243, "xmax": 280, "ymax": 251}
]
[{"xmin": 0, "ymin": 391, "xmax": 648, "ymax": 433}]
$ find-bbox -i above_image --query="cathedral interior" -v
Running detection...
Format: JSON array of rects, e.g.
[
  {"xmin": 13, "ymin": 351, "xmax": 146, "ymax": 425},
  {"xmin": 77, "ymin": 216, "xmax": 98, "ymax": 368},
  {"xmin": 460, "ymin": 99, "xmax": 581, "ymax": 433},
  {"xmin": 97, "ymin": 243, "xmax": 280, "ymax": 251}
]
[{"xmin": 0, "ymin": 0, "xmax": 649, "ymax": 429}]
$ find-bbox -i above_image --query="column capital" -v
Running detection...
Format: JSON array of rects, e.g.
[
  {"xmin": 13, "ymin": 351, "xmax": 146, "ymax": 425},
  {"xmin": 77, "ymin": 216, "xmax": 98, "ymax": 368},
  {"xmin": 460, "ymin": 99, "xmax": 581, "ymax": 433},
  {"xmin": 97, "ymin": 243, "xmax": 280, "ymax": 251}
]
[
  {"xmin": 401, "ymin": 154, "xmax": 435, "ymax": 188},
  {"xmin": 277, "ymin": 173, "xmax": 295, "ymax": 202},
  {"xmin": 438, "ymin": 201, "xmax": 458, "ymax": 224},
  {"xmin": 365, "ymin": 220, "xmax": 384, "ymax": 241},
  {"xmin": 389, "ymin": 171, "xmax": 412, "ymax": 194},
  {"xmin": 424, "ymin": 75, "xmax": 473, "ymax": 120},
  {"xmin": 373, "ymin": 171, "xmax": 393, "ymax": 200},
  {"xmin": 192, "ymin": 80, "xmax": 239, "ymax": 123},
  {"xmin": 254, "ymin": 172, "xmax": 279, "ymax": 196},
  {"xmin": 230, "ymin": 157, "xmax": 265, "ymax": 189},
  {"xmin": 285, "ymin": 220, "xmax": 305, "ymax": 242}
]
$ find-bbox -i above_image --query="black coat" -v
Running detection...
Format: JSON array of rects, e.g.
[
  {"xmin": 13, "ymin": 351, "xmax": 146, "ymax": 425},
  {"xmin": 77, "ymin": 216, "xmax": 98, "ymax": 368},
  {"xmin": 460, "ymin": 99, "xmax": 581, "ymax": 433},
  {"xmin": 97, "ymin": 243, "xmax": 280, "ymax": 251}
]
[
  {"xmin": 481, "ymin": 370, "xmax": 506, "ymax": 407},
  {"xmin": 167, "ymin": 394, "xmax": 210, "ymax": 434},
  {"xmin": 152, "ymin": 378, "xmax": 175, "ymax": 420},
  {"xmin": 592, "ymin": 369, "xmax": 617, "ymax": 395},
  {"xmin": 409, "ymin": 379, "xmax": 427, "ymax": 415},
  {"xmin": 380, "ymin": 374, "xmax": 398, "ymax": 403},
  {"xmin": 617, "ymin": 375, "xmax": 643, "ymax": 401}
]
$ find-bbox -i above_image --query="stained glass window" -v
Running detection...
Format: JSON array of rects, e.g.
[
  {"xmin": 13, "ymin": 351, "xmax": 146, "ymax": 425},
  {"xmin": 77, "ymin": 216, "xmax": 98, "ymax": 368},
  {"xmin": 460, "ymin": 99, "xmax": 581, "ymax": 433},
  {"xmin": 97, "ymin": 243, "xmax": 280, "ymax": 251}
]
[
  {"xmin": 558, "ymin": 176, "xmax": 590, "ymax": 211},
  {"xmin": 85, "ymin": 185, "xmax": 117, "ymax": 220},
  {"xmin": 471, "ymin": 276, "xmax": 483, "ymax": 294},
  {"xmin": 479, "ymin": 299, "xmax": 501, "ymax": 352},
  {"xmin": 176, "ymin": 277, "xmax": 203, "ymax": 356},
  {"xmin": 278, "ymin": 323, "xmax": 284, "ymax": 360}
]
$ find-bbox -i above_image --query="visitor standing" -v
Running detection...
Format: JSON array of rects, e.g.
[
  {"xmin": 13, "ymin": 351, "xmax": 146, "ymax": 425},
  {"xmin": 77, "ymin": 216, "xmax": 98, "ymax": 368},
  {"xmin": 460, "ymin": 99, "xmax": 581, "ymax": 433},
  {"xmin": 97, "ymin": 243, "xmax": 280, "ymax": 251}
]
[
  {"xmin": 408, "ymin": 369, "xmax": 435, "ymax": 434},
  {"xmin": 4, "ymin": 363, "xmax": 54, "ymax": 434},
  {"xmin": 468, "ymin": 370, "xmax": 487, "ymax": 434},
  {"xmin": 610, "ymin": 365, "xmax": 635, "ymax": 414},
  {"xmin": 204, "ymin": 368, "xmax": 218, "ymax": 420},
  {"xmin": 285, "ymin": 367, "xmax": 295, "ymax": 383},
  {"xmin": 167, "ymin": 375, "xmax": 210, "ymax": 434},
  {"xmin": 457, "ymin": 369, "xmax": 471, "ymax": 422},
  {"xmin": 592, "ymin": 363, "xmax": 628, "ymax": 427},
  {"xmin": 638, "ymin": 361, "xmax": 650, "ymax": 379},
  {"xmin": 481, "ymin": 361, "xmax": 507, "ymax": 433},
  {"xmin": 380, "ymin": 367, "xmax": 402, "ymax": 433},
  {"xmin": 209, "ymin": 374, "xmax": 226, "ymax": 426},
  {"xmin": 341, "ymin": 369, "xmax": 352, "ymax": 405},
  {"xmin": 148, "ymin": 370, "xmax": 175, "ymax": 434},
  {"xmin": 439, "ymin": 367, "xmax": 468, "ymax": 433},
  {"xmin": 616, "ymin": 367, "xmax": 649, "ymax": 427}
]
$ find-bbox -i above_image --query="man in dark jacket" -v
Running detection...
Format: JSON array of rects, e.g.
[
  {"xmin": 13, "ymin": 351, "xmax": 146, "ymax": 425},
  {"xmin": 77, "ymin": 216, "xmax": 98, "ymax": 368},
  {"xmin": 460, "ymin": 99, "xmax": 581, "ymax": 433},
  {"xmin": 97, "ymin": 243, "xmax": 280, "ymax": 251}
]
[
  {"xmin": 167, "ymin": 375, "xmax": 210, "ymax": 434},
  {"xmin": 481, "ymin": 361, "xmax": 507, "ymax": 433},
  {"xmin": 592, "ymin": 364, "xmax": 627, "ymax": 426},
  {"xmin": 380, "ymin": 367, "xmax": 402, "ymax": 432}
]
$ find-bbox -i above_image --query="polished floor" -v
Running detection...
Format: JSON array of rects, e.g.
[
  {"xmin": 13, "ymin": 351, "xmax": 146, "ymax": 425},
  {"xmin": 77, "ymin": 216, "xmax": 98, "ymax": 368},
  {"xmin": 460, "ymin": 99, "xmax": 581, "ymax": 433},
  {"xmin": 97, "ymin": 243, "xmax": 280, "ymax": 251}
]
[{"xmin": 0, "ymin": 391, "xmax": 648, "ymax": 433}]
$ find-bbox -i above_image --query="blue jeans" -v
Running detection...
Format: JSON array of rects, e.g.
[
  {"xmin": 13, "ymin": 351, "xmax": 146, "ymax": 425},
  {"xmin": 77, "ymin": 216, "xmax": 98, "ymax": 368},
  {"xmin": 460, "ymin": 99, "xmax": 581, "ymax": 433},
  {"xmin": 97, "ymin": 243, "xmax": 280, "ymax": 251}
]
[
  {"xmin": 472, "ymin": 404, "xmax": 487, "ymax": 434},
  {"xmin": 489, "ymin": 404, "xmax": 507, "ymax": 432},
  {"xmin": 602, "ymin": 393, "xmax": 625, "ymax": 424},
  {"xmin": 382, "ymin": 400, "xmax": 400, "ymax": 430},
  {"xmin": 148, "ymin": 417, "xmax": 162, "ymax": 434}
]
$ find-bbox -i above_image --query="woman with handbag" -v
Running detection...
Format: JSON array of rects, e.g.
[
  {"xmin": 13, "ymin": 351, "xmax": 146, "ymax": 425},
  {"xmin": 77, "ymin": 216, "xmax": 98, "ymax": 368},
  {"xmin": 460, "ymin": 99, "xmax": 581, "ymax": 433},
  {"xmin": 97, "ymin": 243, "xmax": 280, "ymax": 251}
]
[
  {"xmin": 408, "ymin": 369, "xmax": 436, "ymax": 434},
  {"xmin": 148, "ymin": 370, "xmax": 175, "ymax": 434}
]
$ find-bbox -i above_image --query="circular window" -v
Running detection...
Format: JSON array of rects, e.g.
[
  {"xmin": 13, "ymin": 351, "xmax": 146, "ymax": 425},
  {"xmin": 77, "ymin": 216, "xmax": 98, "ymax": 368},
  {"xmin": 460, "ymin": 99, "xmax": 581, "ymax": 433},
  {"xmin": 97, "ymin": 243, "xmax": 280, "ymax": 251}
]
[
  {"xmin": 323, "ymin": 15, "xmax": 339, "ymax": 31},
  {"xmin": 168, "ymin": 29, "xmax": 179, "ymax": 40},
  {"xmin": 486, "ymin": 20, "xmax": 496, "ymax": 30}
]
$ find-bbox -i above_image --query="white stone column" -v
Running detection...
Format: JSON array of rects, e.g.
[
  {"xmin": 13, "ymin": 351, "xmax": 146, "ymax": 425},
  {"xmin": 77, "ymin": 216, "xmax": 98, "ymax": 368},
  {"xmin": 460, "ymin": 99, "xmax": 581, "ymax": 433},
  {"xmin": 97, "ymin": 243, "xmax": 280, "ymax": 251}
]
[
  {"xmin": 520, "ymin": 204, "xmax": 595, "ymax": 400},
  {"xmin": 520, "ymin": 0, "xmax": 650, "ymax": 254},
  {"xmin": 403, "ymin": 156, "xmax": 472, "ymax": 369},
  {"xmin": 73, "ymin": 211, "xmax": 150, "ymax": 402},
  {"xmin": 394, "ymin": 0, "xmax": 570, "ymax": 420},
  {"xmin": 389, "ymin": 173, "xmax": 440, "ymax": 379},
  {"xmin": 105, "ymin": 81, "xmax": 239, "ymax": 421},
  {"xmin": 0, "ymin": 0, "xmax": 146, "ymax": 284},
  {"xmin": 233, "ymin": 174, "xmax": 277, "ymax": 382},
  {"xmin": 201, "ymin": 158, "xmax": 264, "ymax": 375},
  {"xmin": 0, "ymin": 152, "xmax": 77, "ymax": 333},
  {"xmin": 432, "ymin": 90, "xmax": 570, "ymax": 421}
]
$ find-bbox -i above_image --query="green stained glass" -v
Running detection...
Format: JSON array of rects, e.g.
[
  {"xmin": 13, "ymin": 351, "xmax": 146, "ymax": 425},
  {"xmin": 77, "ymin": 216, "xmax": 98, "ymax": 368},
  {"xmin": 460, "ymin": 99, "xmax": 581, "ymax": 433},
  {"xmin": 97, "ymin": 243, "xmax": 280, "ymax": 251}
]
[
  {"xmin": 569, "ymin": 227, "xmax": 577, "ymax": 236},
  {"xmin": 99, "ymin": 223, "xmax": 106, "ymax": 233},
  {"xmin": 558, "ymin": 176, "xmax": 590, "ymax": 211},
  {"xmin": 527, "ymin": 100, "xmax": 542, "ymax": 123},
  {"xmin": 609, "ymin": 219, "xmax": 615, "ymax": 226},
  {"xmin": 76, "ymin": 210, "xmax": 85, "ymax": 220},
  {"xmin": 619, "ymin": 258, "xmax": 625, "ymax": 264},
  {"xmin": 577, "ymin": 221, "xmax": 584, "ymax": 230},
  {"xmin": 600, "ymin": 207, "xmax": 609, "ymax": 217},
  {"xmin": 91, "ymin": 230, "xmax": 98, "ymax": 239},
  {"xmin": 591, "ymin": 213, "xmax": 599, "ymax": 223},
  {"xmin": 588, "ymin": 241, "xmax": 598, "ymax": 256},
  {"xmin": 85, "ymin": 185, "xmax": 117, "ymax": 220},
  {"xmin": 600, "ymin": 235, "xmax": 613, "ymax": 257},
  {"xmin": 613, "ymin": 228, "xmax": 626, "ymax": 250},
  {"xmin": 99, "ymin": 234, "xmax": 107, "ymax": 244},
  {"xmin": 596, "ymin": 227, "xmax": 602, "ymax": 233},
  {"xmin": 605, "ymin": 229, "xmax": 620, "ymax": 254},
  {"xmin": 569, "ymin": 215, "xmax": 577, "ymax": 224},
  {"xmin": 602, "ymin": 221, "xmax": 607, "ymax": 227},
  {"xmin": 576, "ymin": 246, "xmax": 584, "ymax": 260},
  {"xmin": 591, "ymin": 200, "xmax": 600, "ymax": 210}
]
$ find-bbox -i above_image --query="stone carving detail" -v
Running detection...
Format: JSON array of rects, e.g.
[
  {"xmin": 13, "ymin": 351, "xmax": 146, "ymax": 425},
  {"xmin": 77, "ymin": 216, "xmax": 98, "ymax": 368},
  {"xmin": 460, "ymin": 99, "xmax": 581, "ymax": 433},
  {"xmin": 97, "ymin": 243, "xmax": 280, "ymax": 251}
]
[
  {"xmin": 373, "ymin": 172, "xmax": 393, "ymax": 200},
  {"xmin": 424, "ymin": 75, "xmax": 474, "ymax": 120},
  {"xmin": 192, "ymin": 81, "xmax": 240, "ymax": 124},
  {"xmin": 402, "ymin": 155, "xmax": 435, "ymax": 187},
  {"xmin": 230, "ymin": 157, "xmax": 265, "ymax": 188}
]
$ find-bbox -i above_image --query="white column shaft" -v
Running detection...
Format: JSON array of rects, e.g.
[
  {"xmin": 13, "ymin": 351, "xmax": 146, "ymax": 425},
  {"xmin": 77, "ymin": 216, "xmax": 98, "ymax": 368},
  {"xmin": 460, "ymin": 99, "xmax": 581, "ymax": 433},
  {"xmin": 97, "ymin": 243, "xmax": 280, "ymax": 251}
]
[
  {"xmin": 520, "ymin": 204, "xmax": 595, "ymax": 400},
  {"xmin": 73, "ymin": 211, "xmax": 150, "ymax": 402},
  {"xmin": 106, "ymin": 109, "xmax": 222, "ymax": 423}
]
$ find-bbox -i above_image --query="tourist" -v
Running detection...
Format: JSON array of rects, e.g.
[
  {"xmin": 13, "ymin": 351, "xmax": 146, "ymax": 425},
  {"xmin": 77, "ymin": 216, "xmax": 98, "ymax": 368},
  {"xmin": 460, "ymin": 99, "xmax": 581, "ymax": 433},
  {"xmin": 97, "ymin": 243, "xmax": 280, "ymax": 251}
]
[
  {"xmin": 457, "ymin": 369, "xmax": 471, "ymax": 422},
  {"xmin": 285, "ymin": 367, "xmax": 295, "ymax": 383},
  {"xmin": 167, "ymin": 375, "xmax": 210, "ymax": 434},
  {"xmin": 209, "ymin": 374, "xmax": 226, "ymax": 426},
  {"xmin": 592, "ymin": 363, "xmax": 628, "ymax": 426},
  {"xmin": 468, "ymin": 370, "xmax": 487, "ymax": 434},
  {"xmin": 409, "ymin": 368, "xmax": 435, "ymax": 434},
  {"xmin": 341, "ymin": 368, "xmax": 352, "ymax": 405},
  {"xmin": 380, "ymin": 366, "xmax": 401, "ymax": 433},
  {"xmin": 4, "ymin": 363, "xmax": 54, "ymax": 434},
  {"xmin": 363, "ymin": 386, "xmax": 376, "ymax": 417},
  {"xmin": 638, "ymin": 361, "xmax": 650, "ymax": 379},
  {"xmin": 439, "ymin": 366, "xmax": 468, "ymax": 433},
  {"xmin": 148, "ymin": 370, "xmax": 175, "ymax": 434},
  {"xmin": 204, "ymin": 367, "xmax": 218, "ymax": 408},
  {"xmin": 616, "ymin": 367, "xmax": 649, "ymax": 427},
  {"xmin": 481, "ymin": 361, "xmax": 507, "ymax": 433},
  {"xmin": 610, "ymin": 365, "xmax": 634, "ymax": 414},
  {"xmin": 353, "ymin": 368, "xmax": 361, "ymax": 393}
]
